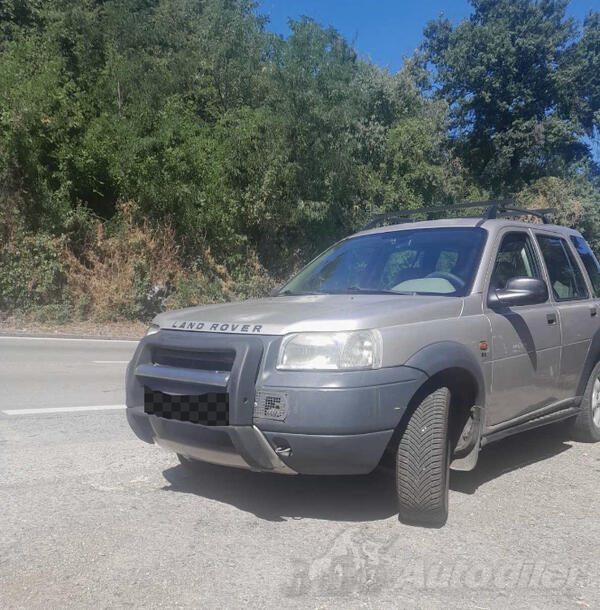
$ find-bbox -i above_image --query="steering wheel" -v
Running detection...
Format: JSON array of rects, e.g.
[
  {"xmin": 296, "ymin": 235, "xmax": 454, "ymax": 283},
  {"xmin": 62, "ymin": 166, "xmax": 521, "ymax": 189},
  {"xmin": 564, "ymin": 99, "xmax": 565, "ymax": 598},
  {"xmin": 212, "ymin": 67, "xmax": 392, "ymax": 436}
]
[{"xmin": 425, "ymin": 271, "xmax": 465, "ymax": 290}]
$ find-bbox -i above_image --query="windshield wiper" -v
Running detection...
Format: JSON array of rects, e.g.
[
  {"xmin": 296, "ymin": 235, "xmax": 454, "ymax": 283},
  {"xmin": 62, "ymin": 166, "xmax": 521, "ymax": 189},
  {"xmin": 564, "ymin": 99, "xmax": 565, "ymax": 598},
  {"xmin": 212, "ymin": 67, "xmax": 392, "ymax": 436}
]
[
  {"xmin": 345, "ymin": 286, "xmax": 416, "ymax": 296},
  {"xmin": 277, "ymin": 287, "xmax": 415, "ymax": 296}
]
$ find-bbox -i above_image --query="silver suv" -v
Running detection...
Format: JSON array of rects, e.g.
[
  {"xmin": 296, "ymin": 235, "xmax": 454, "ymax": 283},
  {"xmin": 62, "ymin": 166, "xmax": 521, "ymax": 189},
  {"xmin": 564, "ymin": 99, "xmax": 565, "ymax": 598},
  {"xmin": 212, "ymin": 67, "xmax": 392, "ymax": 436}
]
[{"xmin": 126, "ymin": 203, "xmax": 600, "ymax": 526}]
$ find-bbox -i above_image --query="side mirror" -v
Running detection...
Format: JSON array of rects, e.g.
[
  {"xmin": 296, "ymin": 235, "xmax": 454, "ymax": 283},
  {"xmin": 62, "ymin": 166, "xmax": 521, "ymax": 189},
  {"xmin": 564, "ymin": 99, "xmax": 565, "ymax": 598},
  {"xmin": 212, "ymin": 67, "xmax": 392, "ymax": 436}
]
[
  {"xmin": 269, "ymin": 286, "xmax": 281, "ymax": 297},
  {"xmin": 489, "ymin": 277, "xmax": 548, "ymax": 308}
]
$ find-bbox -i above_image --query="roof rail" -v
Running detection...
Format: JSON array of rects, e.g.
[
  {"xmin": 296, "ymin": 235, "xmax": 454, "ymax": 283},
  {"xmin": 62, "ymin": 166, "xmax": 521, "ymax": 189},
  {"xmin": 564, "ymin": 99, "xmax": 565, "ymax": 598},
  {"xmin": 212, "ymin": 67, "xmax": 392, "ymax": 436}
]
[
  {"xmin": 360, "ymin": 199, "xmax": 554, "ymax": 230},
  {"xmin": 484, "ymin": 204, "xmax": 553, "ymax": 224}
]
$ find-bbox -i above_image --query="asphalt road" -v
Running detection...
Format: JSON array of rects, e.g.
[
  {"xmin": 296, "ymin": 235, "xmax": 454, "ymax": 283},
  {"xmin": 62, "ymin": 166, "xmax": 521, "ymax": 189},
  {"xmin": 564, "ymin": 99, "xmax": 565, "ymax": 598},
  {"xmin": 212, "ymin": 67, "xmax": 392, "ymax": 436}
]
[
  {"xmin": 1, "ymin": 336, "xmax": 599, "ymax": 609},
  {"xmin": 0, "ymin": 336, "xmax": 136, "ymax": 411}
]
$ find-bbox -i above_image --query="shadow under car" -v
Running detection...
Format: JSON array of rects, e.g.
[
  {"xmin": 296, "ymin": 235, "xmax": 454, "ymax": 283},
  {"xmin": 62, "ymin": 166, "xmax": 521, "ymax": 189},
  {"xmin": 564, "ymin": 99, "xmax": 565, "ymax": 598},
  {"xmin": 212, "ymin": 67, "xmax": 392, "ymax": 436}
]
[{"xmin": 160, "ymin": 422, "xmax": 574, "ymax": 522}]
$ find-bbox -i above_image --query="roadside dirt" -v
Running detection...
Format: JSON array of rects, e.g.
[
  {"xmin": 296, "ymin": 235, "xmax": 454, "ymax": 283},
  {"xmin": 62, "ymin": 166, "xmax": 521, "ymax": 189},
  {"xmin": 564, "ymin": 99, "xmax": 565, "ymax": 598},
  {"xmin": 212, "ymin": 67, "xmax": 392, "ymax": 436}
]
[{"xmin": 0, "ymin": 315, "xmax": 145, "ymax": 339}]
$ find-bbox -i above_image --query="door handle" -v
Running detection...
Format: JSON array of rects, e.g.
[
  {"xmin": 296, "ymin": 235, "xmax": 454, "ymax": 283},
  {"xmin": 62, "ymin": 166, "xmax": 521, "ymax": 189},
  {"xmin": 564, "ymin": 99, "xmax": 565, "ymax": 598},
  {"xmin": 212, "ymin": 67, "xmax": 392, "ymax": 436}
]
[
  {"xmin": 590, "ymin": 307, "xmax": 597, "ymax": 317},
  {"xmin": 546, "ymin": 313, "xmax": 557, "ymax": 325}
]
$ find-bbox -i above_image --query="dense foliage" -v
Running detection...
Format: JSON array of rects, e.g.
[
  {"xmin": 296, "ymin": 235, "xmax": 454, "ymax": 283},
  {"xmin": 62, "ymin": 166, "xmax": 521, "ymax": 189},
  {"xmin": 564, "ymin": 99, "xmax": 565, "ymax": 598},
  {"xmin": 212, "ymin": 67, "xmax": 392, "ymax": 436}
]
[
  {"xmin": 0, "ymin": 0, "xmax": 599, "ymax": 321},
  {"xmin": 422, "ymin": 0, "xmax": 600, "ymax": 192}
]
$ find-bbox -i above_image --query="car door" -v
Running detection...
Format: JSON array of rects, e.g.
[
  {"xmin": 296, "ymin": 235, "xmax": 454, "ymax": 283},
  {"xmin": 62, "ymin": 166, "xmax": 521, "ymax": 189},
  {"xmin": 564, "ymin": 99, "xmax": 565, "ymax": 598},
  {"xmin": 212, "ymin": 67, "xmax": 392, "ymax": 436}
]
[
  {"xmin": 484, "ymin": 230, "xmax": 562, "ymax": 426},
  {"xmin": 535, "ymin": 232, "xmax": 600, "ymax": 399}
]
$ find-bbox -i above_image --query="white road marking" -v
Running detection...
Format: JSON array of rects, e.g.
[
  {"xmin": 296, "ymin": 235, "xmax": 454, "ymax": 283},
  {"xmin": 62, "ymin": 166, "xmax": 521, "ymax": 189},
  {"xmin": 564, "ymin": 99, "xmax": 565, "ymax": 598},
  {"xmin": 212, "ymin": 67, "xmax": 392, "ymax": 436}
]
[
  {"xmin": 2, "ymin": 405, "xmax": 126, "ymax": 415},
  {"xmin": 93, "ymin": 360, "xmax": 130, "ymax": 364},
  {"xmin": 0, "ymin": 336, "xmax": 138, "ymax": 343}
]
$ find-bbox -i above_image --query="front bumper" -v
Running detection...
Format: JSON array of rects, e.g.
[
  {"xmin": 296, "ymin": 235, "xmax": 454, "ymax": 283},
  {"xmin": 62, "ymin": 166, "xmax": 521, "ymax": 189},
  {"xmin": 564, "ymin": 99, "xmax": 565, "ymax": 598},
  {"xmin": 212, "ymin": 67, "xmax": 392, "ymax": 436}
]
[
  {"xmin": 127, "ymin": 406, "xmax": 395, "ymax": 475},
  {"xmin": 125, "ymin": 330, "xmax": 426, "ymax": 475},
  {"xmin": 127, "ymin": 406, "xmax": 297, "ymax": 474}
]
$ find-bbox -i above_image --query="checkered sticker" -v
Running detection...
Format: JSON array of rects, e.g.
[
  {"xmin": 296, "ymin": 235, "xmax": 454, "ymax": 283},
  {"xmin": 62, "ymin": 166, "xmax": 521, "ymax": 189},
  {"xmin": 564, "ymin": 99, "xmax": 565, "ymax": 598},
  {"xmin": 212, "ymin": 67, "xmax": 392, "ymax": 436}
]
[
  {"xmin": 254, "ymin": 389, "xmax": 287, "ymax": 421},
  {"xmin": 144, "ymin": 388, "xmax": 229, "ymax": 426}
]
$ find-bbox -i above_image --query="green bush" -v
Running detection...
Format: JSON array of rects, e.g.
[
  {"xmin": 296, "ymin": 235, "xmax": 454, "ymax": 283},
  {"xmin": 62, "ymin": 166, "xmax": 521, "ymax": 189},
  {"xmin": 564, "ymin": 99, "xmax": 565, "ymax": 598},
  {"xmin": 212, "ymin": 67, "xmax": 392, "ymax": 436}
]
[
  {"xmin": 0, "ymin": 231, "xmax": 67, "ymax": 310},
  {"xmin": 28, "ymin": 302, "xmax": 74, "ymax": 325}
]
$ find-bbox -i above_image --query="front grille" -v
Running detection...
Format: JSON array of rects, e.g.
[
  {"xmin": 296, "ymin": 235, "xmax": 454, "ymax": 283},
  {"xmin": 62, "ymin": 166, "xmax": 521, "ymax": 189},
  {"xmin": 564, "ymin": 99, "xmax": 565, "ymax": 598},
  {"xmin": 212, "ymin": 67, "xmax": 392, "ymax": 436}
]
[
  {"xmin": 144, "ymin": 388, "xmax": 229, "ymax": 425},
  {"xmin": 151, "ymin": 347, "xmax": 235, "ymax": 372}
]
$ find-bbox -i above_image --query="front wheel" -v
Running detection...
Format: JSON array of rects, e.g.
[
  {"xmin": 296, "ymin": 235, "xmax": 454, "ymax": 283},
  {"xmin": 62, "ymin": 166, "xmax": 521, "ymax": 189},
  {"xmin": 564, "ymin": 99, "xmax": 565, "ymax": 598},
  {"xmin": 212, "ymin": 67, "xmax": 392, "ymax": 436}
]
[
  {"xmin": 396, "ymin": 386, "xmax": 451, "ymax": 527},
  {"xmin": 570, "ymin": 362, "xmax": 600, "ymax": 442}
]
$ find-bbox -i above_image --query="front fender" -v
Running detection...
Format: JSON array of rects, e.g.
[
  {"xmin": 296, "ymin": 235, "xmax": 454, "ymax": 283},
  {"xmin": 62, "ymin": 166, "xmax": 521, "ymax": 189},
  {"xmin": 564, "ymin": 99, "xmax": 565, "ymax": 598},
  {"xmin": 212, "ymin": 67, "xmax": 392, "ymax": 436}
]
[{"xmin": 404, "ymin": 340, "xmax": 486, "ymax": 407}]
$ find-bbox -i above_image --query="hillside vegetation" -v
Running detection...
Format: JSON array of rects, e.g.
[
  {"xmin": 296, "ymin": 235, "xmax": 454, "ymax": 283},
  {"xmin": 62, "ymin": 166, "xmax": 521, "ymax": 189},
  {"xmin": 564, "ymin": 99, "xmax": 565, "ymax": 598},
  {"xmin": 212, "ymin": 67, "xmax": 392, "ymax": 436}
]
[{"xmin": 1, "ymin": 0, "xmax": 599, "ymax": 323}]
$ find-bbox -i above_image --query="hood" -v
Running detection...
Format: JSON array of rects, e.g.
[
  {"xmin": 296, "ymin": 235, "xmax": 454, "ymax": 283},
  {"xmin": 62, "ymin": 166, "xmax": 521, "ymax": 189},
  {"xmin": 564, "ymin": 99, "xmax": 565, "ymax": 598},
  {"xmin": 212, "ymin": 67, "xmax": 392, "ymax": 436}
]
[{"xmin": 154, "ymin": 294, "xmax": 464, "ymax": 336}]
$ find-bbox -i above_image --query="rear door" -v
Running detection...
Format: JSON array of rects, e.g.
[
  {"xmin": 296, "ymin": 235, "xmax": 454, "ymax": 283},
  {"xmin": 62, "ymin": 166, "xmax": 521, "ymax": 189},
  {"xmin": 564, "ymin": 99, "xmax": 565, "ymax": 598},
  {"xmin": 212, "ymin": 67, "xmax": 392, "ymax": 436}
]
[
  {"xmin": 484, "ymin": 230, "xmax": 562, "ymax": 426},
  {"xmin": 535, "ymin": 232, "xmax": 600, "ymax": 399}
]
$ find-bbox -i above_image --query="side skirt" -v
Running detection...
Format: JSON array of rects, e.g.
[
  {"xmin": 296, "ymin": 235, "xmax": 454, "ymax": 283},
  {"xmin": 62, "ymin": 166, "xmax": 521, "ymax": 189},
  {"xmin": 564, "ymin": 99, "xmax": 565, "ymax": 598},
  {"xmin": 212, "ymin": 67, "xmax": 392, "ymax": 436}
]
[{"xmin": 481, "ymin": 401, "xmax": 581, "ymax": 447}]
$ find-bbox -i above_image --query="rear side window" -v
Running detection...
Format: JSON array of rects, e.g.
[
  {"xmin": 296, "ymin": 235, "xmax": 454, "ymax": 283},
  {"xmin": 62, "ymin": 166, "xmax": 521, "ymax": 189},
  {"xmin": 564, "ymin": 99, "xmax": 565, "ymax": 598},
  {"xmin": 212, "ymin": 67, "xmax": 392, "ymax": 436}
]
[
  {"xmin": 536, "ymin": 235, "xmax": 588, "ymax": 301},
  {"xmin": 570, "ymin": 235, "xmax": 600, "ymax": 296}
]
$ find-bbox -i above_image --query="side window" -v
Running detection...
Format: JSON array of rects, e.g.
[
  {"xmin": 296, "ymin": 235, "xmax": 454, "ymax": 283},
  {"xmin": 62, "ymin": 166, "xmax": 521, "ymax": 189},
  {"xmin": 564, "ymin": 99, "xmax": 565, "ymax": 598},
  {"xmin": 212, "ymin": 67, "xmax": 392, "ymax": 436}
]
[
  {"xmin": 570, "ymin": 235, "xmax": 600, "ymax": 296},
  {"xmin": 490, "ymin": 232, "xmax": 541, "ymax": 291},
  {"xmin": 536, "ymin": 235, "xmax": 588, "ymax": 301}
]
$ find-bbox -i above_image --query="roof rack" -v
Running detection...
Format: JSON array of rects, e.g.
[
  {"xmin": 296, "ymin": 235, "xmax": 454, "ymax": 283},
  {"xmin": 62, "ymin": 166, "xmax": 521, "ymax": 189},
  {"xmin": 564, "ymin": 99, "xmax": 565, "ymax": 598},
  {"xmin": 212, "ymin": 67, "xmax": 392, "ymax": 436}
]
[
  {"xmin": 483, "ymin": 204, "xmax": 553, "ymax": 224},
  {"xmin": 360, "ymin": 199, "xmax": 554, "ymax": 230}
]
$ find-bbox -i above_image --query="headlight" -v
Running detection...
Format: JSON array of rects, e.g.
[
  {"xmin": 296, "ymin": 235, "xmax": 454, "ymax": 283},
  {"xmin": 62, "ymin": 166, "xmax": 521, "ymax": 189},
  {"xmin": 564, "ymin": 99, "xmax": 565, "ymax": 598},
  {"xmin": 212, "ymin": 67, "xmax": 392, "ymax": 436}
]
[
  {"xmin": 277, "ymin": 330, "xmax": 382, "ymax": 371},
  {"xmin": 145, "ymin": 323, "xmax": 160, "ymax": 336}
]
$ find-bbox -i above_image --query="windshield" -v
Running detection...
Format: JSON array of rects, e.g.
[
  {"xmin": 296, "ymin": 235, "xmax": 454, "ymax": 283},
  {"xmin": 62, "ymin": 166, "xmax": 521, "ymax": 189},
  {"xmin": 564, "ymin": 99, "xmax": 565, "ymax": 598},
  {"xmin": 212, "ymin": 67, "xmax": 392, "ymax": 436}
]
[{"xmin": 280, "ymin": 227, "xmax": 487, "ymax": 297}]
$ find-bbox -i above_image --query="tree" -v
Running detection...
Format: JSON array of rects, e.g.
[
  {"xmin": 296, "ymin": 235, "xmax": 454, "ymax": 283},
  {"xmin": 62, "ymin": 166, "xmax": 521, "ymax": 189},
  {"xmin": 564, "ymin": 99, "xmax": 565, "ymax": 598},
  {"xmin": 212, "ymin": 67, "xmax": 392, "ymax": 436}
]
[{"xmin": 422, "ymin": 0, "xmax": 600, "ymax": 194}]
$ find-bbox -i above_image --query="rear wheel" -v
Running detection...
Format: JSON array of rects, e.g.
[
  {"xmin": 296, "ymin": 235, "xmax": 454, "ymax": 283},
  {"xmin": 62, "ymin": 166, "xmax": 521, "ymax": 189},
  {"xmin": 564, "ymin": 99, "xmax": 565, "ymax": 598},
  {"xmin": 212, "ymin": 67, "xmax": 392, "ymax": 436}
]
[
  {"xmin": 570, "ymin": 362, "xmax": 600, "ymax": 442},
  {"xmin": 396, "ymin": 386, "xmax": 451, "ymax": 527}
]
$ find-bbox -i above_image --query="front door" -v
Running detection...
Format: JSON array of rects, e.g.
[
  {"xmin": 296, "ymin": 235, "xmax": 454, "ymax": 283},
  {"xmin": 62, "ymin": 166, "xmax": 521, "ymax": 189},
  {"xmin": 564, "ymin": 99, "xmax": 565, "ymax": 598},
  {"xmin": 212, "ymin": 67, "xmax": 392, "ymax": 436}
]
[{"xmin": 485, "ymin": 230, "xmax": 561, "ymax": 426}]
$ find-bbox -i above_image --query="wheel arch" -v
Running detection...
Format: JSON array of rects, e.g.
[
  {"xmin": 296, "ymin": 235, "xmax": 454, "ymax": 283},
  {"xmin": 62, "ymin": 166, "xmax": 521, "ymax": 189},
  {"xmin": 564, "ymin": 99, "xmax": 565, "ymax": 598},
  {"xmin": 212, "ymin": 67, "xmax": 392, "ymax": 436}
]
[
  {"xmin": 399, "ymin": 342, "xmax": 486, "ymax": 470},
  {"xmin": 576, "ymin": 328, "xmax": 600, "ymax": 397},
  {"xmin": 404, "ymin": 341, "xmax": 485, "ymax": 409}
]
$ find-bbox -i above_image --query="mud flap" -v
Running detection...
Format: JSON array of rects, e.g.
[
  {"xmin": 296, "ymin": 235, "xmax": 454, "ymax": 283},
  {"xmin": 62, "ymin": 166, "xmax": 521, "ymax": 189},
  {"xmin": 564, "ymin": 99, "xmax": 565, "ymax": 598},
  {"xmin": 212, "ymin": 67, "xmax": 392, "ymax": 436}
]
[{"xmin": 450, "ymin": 405, "xmax": 483, "ymax": 472}]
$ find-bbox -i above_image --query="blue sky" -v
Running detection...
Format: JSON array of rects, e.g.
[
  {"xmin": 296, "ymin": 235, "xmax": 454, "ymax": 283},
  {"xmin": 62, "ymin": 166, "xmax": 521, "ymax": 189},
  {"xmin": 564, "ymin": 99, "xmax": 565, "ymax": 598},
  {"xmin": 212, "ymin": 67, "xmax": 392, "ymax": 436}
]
[{"xmin": 261, "ymin": 0, "xmax": 599, "ymax": 74}]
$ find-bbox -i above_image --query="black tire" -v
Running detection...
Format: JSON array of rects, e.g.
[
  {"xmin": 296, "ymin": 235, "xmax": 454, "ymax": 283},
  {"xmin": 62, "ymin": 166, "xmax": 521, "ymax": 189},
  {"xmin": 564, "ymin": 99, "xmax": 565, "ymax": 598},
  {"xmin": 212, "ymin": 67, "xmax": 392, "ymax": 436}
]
[
  {"xmin": 570, "ymin": 361, "xmax": 600, "ymax": 442},
  {"xmin": 396, "ymin": 386, "xmax": 451, "ymax": 527}
]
